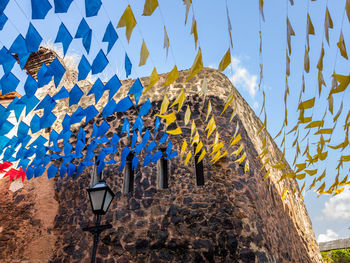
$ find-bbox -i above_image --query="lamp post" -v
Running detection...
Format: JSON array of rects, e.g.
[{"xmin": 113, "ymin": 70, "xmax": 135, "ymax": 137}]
[{"xmin": 83, "ymin": 180, "xmax": 115, "ymax": 263}]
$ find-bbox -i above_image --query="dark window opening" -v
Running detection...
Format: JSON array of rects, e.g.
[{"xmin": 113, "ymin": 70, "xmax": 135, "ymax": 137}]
[
  {"xmin": 124, "ymin": 153, "xmax": 134, "ymax": 194},
  {"xmin": 158, "ymin": 148, "xmax": 169, "ymax": 189},
  {"xmin": 194, "ymin": 144, "xmax": 204, "ymax": 186}
]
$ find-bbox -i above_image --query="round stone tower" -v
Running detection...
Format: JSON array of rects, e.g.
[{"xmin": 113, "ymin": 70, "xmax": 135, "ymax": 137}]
[{"xmin": 0, "ymin": 48, "xmax": 322, "ymax": 263}]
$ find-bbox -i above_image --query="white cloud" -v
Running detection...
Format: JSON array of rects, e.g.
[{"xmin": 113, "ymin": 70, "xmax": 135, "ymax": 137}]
[
  {"xmin": 317, "ymin": 229, "xmax": 339, "ymax": 243},
  {"xmin": 322, "ymin": 187, "xmax": 350, "ymax": 220},
  {"xmin": 229, "ymin": 57, "xmax": 258, "ymax": 98}
]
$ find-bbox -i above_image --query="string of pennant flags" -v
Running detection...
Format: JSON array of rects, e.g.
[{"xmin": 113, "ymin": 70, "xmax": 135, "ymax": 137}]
[{"xmin": 0, "ymin": 0, "xmax": 349, "ymax": 199}]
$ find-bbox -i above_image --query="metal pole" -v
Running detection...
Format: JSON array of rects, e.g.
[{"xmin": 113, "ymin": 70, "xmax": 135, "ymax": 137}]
[{"xmin": 91, "ymin": 214, "xmax": 101, "ymax": 263}]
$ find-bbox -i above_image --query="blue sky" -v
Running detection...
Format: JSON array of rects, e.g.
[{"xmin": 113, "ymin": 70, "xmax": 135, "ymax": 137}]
[{"xmin": 1, "ymin": 0, "xmax": 350, "ymax": 241}]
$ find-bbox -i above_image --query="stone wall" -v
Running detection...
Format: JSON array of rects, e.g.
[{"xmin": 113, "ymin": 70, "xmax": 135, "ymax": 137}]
[{"xmin": 0, "ymin": 49, "xmax": 322, "ymax": 262}]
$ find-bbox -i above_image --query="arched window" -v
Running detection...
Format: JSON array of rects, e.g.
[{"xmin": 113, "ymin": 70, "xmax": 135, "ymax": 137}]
[
  {"xmin": 123, "ymin": 152, "xmax": 134, "ymax": 194},
  {"xmin": 158, "ymin": 148, "xmax": 169, "ymax": 189},
  {"xmin": 194, "ymin": 144, "xmax": 204, "ymax": 186}
]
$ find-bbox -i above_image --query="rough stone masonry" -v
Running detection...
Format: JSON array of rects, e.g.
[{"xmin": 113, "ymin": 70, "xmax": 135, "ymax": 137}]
[{"xmin": 0, "ymin": 48, "xmax": 323, "ymax": 262}]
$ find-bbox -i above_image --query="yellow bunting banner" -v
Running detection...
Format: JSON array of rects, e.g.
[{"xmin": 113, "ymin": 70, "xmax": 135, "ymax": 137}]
[{"xmin": 117, "ymin": 5, "xmax": 137, "ymax": 42}]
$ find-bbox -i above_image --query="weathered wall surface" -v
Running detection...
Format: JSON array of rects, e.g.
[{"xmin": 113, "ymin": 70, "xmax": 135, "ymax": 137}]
[{"xmin": 0, "ymin": 49, "xmax": 322, "ymax": 262}]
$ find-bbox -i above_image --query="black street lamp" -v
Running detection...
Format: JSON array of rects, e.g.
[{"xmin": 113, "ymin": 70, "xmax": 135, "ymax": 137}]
[{"xmin": 83, "ymin": 180, "xmax": 115, "ymax": 263}]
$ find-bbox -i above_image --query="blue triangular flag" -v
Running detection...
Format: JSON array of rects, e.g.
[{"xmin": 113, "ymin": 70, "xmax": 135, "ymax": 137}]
[
  {"xmin": 131, "ymin": 131, "xmax": 138, "ymax": 149},
  {"xmin": 0, "ymin": 47, "xmax": 15, "ymax": 74},
  {"xmin": 77, "ymin": 127, "xmax": 86, "ymax": 143},
  {"xmin": 96, "ymin": 136, "xmax": 109, "ymax": 145},
  {"xmin": 125, "ymin": 53, "xmax": 132, "ymax": 78},
  {"xmin": 91, "ymin": 49, "xmax": 108, "ymax": 74},
  {"xmin": 120, "ymin": 146, "xmax": 130, "ymax": 171},
  {"xmin": 105, "ymin": 75, "xmax": 122, "ymax": 101},
  {"xmin": 115, "ymin": 96, "xmax": 133, "ymax": 112},
  {"xmin": 21, "ymin": 95, "xmax": 39, "ymax": 115},
  {"xmin": 151, "ymin": 150, "xmax": 163, "ymax": 163},
  {"xmin": 69, "ymin": 84, "xmax": 84, "ymax": 106},
  {"xmin": 143, "ymin": 153, "xmax": 152, "ymax": 167},
  {"xmin": 103, "ymin": 21, "xmax": 118, "ymax": 53},
  {"xmin": 53, "ymin": 86, "xmax": 69, "ymax": 100},
  {"xmin": 139, "ymin": 98, "xmax": 152, "ymax": 116},
  {"xmin": 160, "ymin": 132, "xmax": 168, "ymax": 145},
  {"xmin": 1, "ymin": 72, "xmax": 19, "ymax": 94},
  {"xmin": 78, "ymin": 55, "xmax": 91, "ymax": 81},
  {"xmin": 0, "ymin": 0, "xmax": 9, "ymax": 14},
  {"xmin": 128, "ymin": 78, "xmax": 143, "ymax": 105},
  {"xmin": 24, "ymin": 74, "xmax": 38, "ymax": 98},
  {"xmin": 62, "ymin": 114, "xmax": 71, "ymax": 132},
  {"xmin": 101, "ymin": 99, "xmax": 117, "ymax": 118},
  {"xmin": 49, "ymin": 129, "xmax": 59, "ymax": 146},
  {"xmin": 47, "ymin": 165, "xmax": 58, "ymax": 179},
  {"xmin": 25, "ymin": 23, "xmax": 42, "ymax": 53},
  {"xmin": 45, "ymin": 58, "xmax": 66, "ymax": 87},
  {"xmin": 55, "ymin": 23, "xmax": 73, "ymax": 55},
  {"xmin": 85, "ymin": 105, "xmax": 98, "ymax": 123},
  {"xmin": 30, "ymin": 114, "xmax": 41, "ymax": 133},
  {"xmin": 85, "ymin": 0, "xmax": 102, "ymax": 17},
  {"xmin": 154, "ymin": 116, "xmax": 160, "ymax": 136},
  {"xmin": 76, "ymin": 163, "xmax": 86, "ymax": 177},
  {"xmin": 121, "ymin": 117, "xmax": 130, "ymax": 138},
  {"xmin": 132, "ymin": 116, "xmax": 143, "ymax": 134},
  {"xmin": 82, "ymin": 29, "xmax": 92, "ymax": 53},
  {"xmin": 64, "ymin": 142, "xmax": 72, "ymax": 156},
  {"xmin": 70, "ymin": 106, "xmax": 85, "ymax": 124},
  {"xmin": 17, "ymin": 122, "xmax": 29, "ymax": 138},
  {"xmin": 9, "ymin": 34, "xmax": 28, "ymax": 56},
  {"xmin": 60, "ymin": 165, "xmax": 67, "ymax": 178},
  {"xmin": 68, "ymin": 163, "xmax": 76, "ymax": 178},
  {"xmin": 0, "ymin": 13, "xmax": 7, "ymax": 30},
  {"xmin": 146, "ymin": 140, "xmax": 157, "ymax": 153},
  {"xmin": 110, "ymin": 133, "xmax": 120, "ymax": 148},
  {"xmin": 37, "ymin": 63, "xmax": 52, "ymax": 88},
  {"xmin": 76, "ymin": 18, "xmax": 90, "ymax": 38},
  {"xmin": 40, "ymin": 112, "xmax": 57, "ymax": 129},
  {"xmin": 31, "ymin": 0, "xmax": 52, "ymax": 19},
  {"xmin": 91, "ymin": 123, "xmax": 98, "ymax": 138},
  {"xmin": 54, "ymin": 0, "xmax": 73, "ymax": 13},
  {"xmin": 26, "ymin": 166, "xmax": 35, "ymax": 180},
  {"xmin": 88, "ymin": 78, "xmax": 105, "ymax": 104},
  {"xmin": 34, "ymin": 95, "xmax": 56, "ymax": 113},
  {"xmin": 165, "ymin": 140, "xmax": 173, "ymax": 156},
  {"xmin": 97, "ymin": 121, "xmax": 110, "ymax": 138},
  {"xmin": 132, "ymin": 156, "xmax": 139, "ymax": 172}
]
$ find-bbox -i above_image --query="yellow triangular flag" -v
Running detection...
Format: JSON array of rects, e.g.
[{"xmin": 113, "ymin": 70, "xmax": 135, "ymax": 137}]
[
  {"xmin": 205, "ymin": 116, "xmax": 216, "ymax": 138},
  {"xmin": 324, "ymin": 7, "xmax": 333, "ymax": 45},
  {"xmin": 201, "ymin": 78, "xmax": 208, "ymax": 100},
  {"xmin": 142, "ymin": 0, "xmax": 158, "ymax": 16},
  {"xmin": 206, "ymin": 100, "xmax": 212, "ymax": 121},
  {"xmin": 163, "ymin": 26, "xmax": 170, "ymax": 58},
  {"xmin": 180, "ymin": 139, "xmax": 188, "ymax": 158},
  {"xmin": 156, "ymin": 112, "xmax": 176, "ymax": 126},
  {"xmin": 170, "ymin": 88, "xmax": 185, "ymax": 112},
  {"xmin": 139, "ymin": 40, "xmax": 149, "ymax": 66},
  {"xmin": 307, "ymin": 13, "xmax": 315, "ymax": 35},
  {"xmin": 304, "ymin": 45, "xmax": 310, "ymax": 73},
  {"xmin": 259, "ymin": 0, "xmax": 265, "ymax": 21},
  {"xmin": 281, "ymin": 188, "xmax": 288, "ymax": 200},
  {"xmin": 337, "ymin": 31, "xmax": 348, "ymax": 60},
  {"xmin": 235, "ymin": 152, "xmax": 246, "ymax": 164},
  {"xmin": 186, "ymin": 47, "xmax": 203, "ymax": 82},
  {"xmin": 163, "ymin": 65, "xmax": 179, "ymax": 86},
  {"xmin": 331, "ymin": 74, "xmax": 350, "ymax": 94},
  {"xmin": 244, "ymin": 159, "xmax": 249, "ymax": 173},
  {"xmin": 160, "ymin": 94, "xmax": 169, "ymax": 114},
  {"xmin": 191, "ymin": 16, "xmax": 198, "ymax": 49},
  {"xmin": 117, "ymin": 5, "xmax": 137, "ymax": 42},
  {"xmin": 184, "ymin": 105, "xmax": 191, "ymax": 125},
  {"xmin": 184, "ymin": 0, "xmax": 191, "ymax": 24},
  {"xmin": 221, "ymin": 88, "xmax": 235, "ymax": 115},
  {"xmin": 192, "ymin": 131, "xmax": 200, "ymax": 145},
  {"xmin": 190, "ymin": 120, "xmax": 196, "ymax": 139},
  {"xmin": 346, "ymin": 0, "xmax": 350, "ymax": 23},
  {"xmin": 197, "ymin": 149, "xmax": 206, "ymax": 163},
  {"xmin": 318, "ymin": 70, "xmax": 326, "ymax": 96},
  {"xmin": 298, "ymin": 97, "xmax": 315, "ymax": 110},
  {"xmin": 184, "ymin": 151, "xmax": 192, "ymax": 166},
  {"xmin": 145, "ymin": 67, "xmax": 159, "ymax": 93},
  {"xmin": 167, "ymin": 126, "xmax": 182, "ymax": 135},
  {"xmin": 231, "ymin": 144, "xmax": 243, "ymax": 157},
  {"xmin": 317, "ymin": 44, "xmax": 324, "ymax": 71},
  {"xmin": 195, "ymin": 141, "xmax": 203, "ymax": 155},
  {"xmin": 230, "ymin": 133, "xmax": 241, "ymax": 146},
  {"xmin": 218, "ymin": 48, "xmax": 231, "ymax": 72},
  {"xmin": 287, "ymin": 17, "xmax": 295, "ymax": 55}
]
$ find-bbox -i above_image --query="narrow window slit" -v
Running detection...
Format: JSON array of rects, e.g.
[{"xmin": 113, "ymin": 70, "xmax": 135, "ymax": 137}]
[
  {"xmin": 124, "ymin": 152, "xmax": 134, "ymax": 194},
  {"xmin": 194, "ymin": 144, "xmax": 204, "ymax": 186},
  {"xmin": 158, "ymin": 148, "xmax": 169, "ymax": 189}
]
